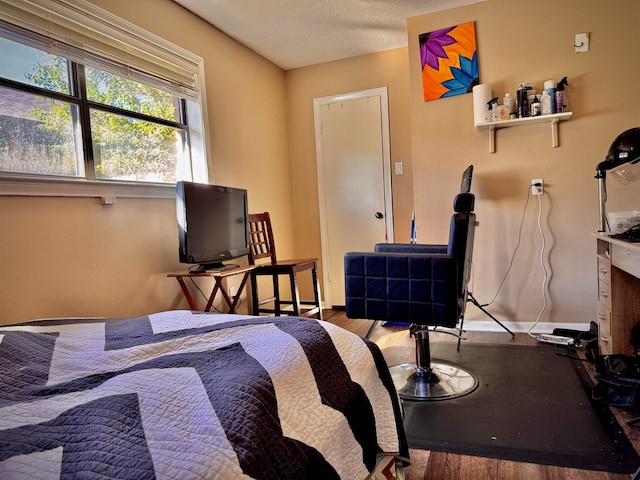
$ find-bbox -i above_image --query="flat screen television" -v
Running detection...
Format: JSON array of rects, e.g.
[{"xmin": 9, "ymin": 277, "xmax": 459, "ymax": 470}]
[{"xmin": 176, "ymin": 181, "xmax": 250, "ymax": 272}]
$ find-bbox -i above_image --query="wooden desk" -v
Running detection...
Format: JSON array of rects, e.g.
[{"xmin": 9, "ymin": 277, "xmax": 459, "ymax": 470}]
[
  {"xmin": 168, "ymin": 265, "xmax": 256, "ymax": 313},
  {"xmin": 593, "ymin": 233, "xmax": 640, "ymax": 356}
]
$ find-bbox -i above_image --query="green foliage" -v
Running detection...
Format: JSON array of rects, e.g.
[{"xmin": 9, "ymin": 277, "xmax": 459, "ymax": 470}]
[
  {"xmin": 24, "ymin": 57, "xmax": 182, "ymax": 182},
  {"xmin": 25, "ymin": 55, "xmax": 70, "ymax": 94}
]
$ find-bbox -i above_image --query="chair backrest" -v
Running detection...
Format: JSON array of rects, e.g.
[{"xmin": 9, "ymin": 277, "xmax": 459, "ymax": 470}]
[
  {"xmin": 247, "ymin": 212, "xmax": 277, "ymax": 265},
  {"xmin": 447, "ymin": 193, "xmax": 476, "ymax": 313},
  {"xmin": 460, "ymin": 165, "xmax": 473, "ymax": 193}
]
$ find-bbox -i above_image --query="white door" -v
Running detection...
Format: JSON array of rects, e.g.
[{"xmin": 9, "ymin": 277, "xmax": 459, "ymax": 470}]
[{"xmin": 314, "ymin": 88, "xmax": 393, "ymax": 307}]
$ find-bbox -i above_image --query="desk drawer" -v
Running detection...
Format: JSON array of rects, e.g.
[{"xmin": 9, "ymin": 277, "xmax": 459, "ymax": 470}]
[
  {"xmin": 612, "ymin": 243, "xmax": 640, "ymax": 278},
  {"xmin": 597, "ymin": 280, "xmax": 611, "ymax": 309},
  {"xmin": 596, "ymin": 301, "xmax": 612, "ymax": 355},
  {"xmin": 597, "ymin": 255, "xmax": 611, "ymax": 285}
]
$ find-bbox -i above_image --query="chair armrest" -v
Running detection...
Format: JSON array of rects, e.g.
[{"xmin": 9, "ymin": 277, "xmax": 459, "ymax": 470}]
[{"xmin": 374, "ymin": 243, "xmax": 448, "ymax": 255}]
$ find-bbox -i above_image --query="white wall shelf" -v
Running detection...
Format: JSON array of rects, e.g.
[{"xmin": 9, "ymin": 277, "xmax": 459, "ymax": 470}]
[{"xmin": 475, "ymin": 112, "xmax": 572, "ymax": 153}]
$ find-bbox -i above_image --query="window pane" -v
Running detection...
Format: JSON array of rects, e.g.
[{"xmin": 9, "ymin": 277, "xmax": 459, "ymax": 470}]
[
  {"xmin": 91, "ymin": 109, "xmax": 188, "ymax": 183},
  {"xmin": 0, "ymin": 37, "xmax": 70, "ymax": 94},
  {"xmin": 0, "ymin": 87, "xmax": 83, "ymax": 177},
  {"xmin": 85, "ymin": 67, "xmax": 179, "ymax": 122}
]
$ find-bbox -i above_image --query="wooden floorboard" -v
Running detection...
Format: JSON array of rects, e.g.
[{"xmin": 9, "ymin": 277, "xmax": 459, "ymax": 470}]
[{"xmin": 321, "ymin": 309, "xmax": 639, "ymax": 480}]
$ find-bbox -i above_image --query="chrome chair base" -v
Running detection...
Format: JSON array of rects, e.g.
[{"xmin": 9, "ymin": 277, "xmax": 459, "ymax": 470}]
[{"xmin": 389, "ymin": 362, "xmax": 479, "ymax": 401}]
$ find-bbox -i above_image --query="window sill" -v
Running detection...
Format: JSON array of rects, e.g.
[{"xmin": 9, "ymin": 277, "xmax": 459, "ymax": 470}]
[{"xmin": 0, "ymin": 175, "xmax": 176, "ymax": 201}]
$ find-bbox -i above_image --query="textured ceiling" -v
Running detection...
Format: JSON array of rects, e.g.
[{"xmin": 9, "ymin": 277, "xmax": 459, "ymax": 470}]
[{"xmin": 173, "ymin": 0, "xmax": 486, "ymax": 70}]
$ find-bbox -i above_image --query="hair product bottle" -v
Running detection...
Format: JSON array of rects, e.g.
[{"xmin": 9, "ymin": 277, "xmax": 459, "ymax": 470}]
[
  {"xmin": 544, "ymin": 80, "xmax": 556, "ymax": 114},
  {"xmin": 488, "ymin": 97, "xmax": 499, "ymax": 122},
  {"xmin": 503, "ymin": 93, "xmax": 515, "ymax": 115},
  {"xmin": 530, "ymin": 95, "xmax": 541, "ymax": 116},
  {"xmin": 516, "ymin": 85, "xmax": 529, "ymax": 118},
  {"xmin": 497, "ymin": 104, "xmax": 509, "ymax": 120},
  {"xmin": 555, "ymin": 77, "xmax": 568, "ymax": 113},
  {"xmin": 540, "ymin": 90, "xmax": 552, "ymax": 115}
]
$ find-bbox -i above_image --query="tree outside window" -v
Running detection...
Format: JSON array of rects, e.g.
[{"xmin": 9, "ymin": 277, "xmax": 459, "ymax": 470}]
[{"xmin": 0, "ymin": 36, "xmax": 195, "ymax": 184}]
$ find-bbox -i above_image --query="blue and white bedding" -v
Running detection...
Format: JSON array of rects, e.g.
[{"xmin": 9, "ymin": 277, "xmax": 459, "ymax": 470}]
[{"xmin": 0, "ymin": 311, "xmax": 408, "ymax": 479}]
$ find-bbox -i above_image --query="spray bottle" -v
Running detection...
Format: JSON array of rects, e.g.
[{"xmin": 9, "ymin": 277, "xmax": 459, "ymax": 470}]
[
  {"xmin": 487, "ymin": 97, "xmax": 499, "ymax": 122},
  {"xmin": 555, "ymin": 77, "xmax": 568, "ymax": 113}
]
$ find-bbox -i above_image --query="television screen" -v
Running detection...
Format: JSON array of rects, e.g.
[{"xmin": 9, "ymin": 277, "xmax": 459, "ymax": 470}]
[{"xmin": 176, "ymin": 181, "xmax": 249, "ymax": 271}]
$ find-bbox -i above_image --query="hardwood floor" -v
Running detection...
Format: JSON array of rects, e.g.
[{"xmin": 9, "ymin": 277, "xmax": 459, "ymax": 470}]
[{"xmin": 321, "ymin": 309, "xmax": 640, "ymax": 480}]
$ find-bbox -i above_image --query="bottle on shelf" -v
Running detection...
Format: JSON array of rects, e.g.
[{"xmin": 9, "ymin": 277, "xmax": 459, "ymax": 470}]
[
  {"xmin": 503, "ymin": 93, "xmax": 515, "ymax": 116},
  {"xmin": 530, "ymin": 95, "xmax": 541, "ymax": 117},
  {"xmin": 544, "ymin": 80, "xmax": 556, "ymax": 114},
  {"xmin": 555, "ymin": 76, "xmax": 568, "ymax": 113},
  {"xmin": 488, "ymin": 97, "xmax": 499, "ymax": 122},
  {"xmin": 516, "ymin": 84, "xmax": 529, "ymax": 118},
  {"xmin": 540, "ymin": 90, "xmax": 553, "ymax": 115},
  {"xmin": 497, "ymin": 104, "xmax": 510, "ymax": 121}
]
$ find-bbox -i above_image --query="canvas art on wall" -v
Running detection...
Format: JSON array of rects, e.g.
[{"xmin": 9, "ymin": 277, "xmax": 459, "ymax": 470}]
[{"xmin": 419, "ymin": 21, "xmax": 479, "ymax": 102}]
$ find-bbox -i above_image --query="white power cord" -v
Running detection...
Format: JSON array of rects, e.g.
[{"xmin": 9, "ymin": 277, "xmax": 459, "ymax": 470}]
[
  {"xmin": 479, "ymin": 184, "xmax": 549, "ymax": 338},
  {"xmin": 527, "ymin": 193, "xmax": 548, "ymax": 338},
  {"xmin": 484, "ymin": 187, "xmax": 531, "ymax": 306}
]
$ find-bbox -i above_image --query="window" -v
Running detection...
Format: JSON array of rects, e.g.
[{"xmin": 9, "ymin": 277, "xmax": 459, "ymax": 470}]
[{"xmin": 0, "ymin": 0, "xmax": 209, "ymax": 197}]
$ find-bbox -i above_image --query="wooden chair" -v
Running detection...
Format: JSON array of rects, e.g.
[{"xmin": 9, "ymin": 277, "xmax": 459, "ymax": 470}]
[{"xmin": 247, "ymin": 212, "xmax": 322, "ymax": 320}]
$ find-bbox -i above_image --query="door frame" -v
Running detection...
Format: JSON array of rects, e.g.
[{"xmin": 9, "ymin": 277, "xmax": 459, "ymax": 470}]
[{"xmin": 313, "ymin": 87, "xmax": 394, "ymax": 307}]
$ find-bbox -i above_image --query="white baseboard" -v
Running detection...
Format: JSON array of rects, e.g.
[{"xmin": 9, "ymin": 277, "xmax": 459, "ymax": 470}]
[{"xmin": 461, "ymin": 319, "xmax": 591, "ymax": 334}]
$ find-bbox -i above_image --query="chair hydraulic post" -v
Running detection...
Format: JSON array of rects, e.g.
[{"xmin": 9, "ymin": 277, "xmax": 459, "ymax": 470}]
[
  {"xmin": 388, "ymin": 324, "xmax": 479, "ymax": 401},
  {"xmin": 467, "ymin": 291, "xmax": 515, "ymax": 337}
]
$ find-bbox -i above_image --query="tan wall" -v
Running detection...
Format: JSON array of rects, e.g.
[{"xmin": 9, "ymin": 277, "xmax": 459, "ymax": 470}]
[
  {"xmin": 0, "ymin": 196, "xmax": 185, "ymax": 317},
  {"xmin": 285, "ymin": 48, "xmax": 415, "ymax": 256},
  {"xmin": 0, "ymin": 0, "xmax": 292, "ymax": 323},
  {"xmin": 3, "ymin": 0, "xmax": 639, "ymax": 330},
  {"xmin": 406, "ymin": 0, "xmax": 640, "ymax": 326}
]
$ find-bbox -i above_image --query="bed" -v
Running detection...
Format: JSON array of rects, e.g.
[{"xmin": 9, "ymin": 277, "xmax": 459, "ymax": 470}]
[{"xmin": 0, "ymin": 310, "xmax": 409, "ymax": 479}]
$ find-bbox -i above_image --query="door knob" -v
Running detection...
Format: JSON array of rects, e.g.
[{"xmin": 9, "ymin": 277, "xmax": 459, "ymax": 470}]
[{"xmin": 375, "ymin": 212, "xmax": 384, "ymax": 219}]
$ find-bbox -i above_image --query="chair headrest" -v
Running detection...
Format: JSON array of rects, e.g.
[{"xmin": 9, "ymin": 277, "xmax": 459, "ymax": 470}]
[{"xmin": 453, "ymin": 192, "xmax": 475, "ymax": 213}]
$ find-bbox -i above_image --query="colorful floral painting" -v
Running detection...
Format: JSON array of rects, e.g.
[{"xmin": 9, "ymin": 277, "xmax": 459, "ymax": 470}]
[{"xmin": 419, "ymin": 21, "xmax": 479, "ymax": 101}]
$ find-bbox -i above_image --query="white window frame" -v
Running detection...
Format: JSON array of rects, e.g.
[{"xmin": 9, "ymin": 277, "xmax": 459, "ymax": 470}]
[{"xmin": 0, "ymin": 0, "xmax": 212, "ymax": 200}]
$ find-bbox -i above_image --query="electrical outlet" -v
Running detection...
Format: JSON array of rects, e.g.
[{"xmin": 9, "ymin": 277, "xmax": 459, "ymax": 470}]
[
  {"xmin": 229, "ymin": 286, "xmax": 236, "ymax": 298},
  {"xmin": 531, "ymin": 178, "xmax": 543, "ymax": 196}
]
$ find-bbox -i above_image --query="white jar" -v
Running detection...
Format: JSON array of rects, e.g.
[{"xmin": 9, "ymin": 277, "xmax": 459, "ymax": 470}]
[{"xmin": 540, "ymin": 90, "xmax": 552, "ymax": 115}]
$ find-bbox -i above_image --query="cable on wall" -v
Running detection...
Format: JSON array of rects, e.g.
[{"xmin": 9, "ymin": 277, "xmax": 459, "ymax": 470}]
[
  {"xmin": 484, "ymin": 185, "xmax": 531, "ymax": 306},
  {"xmin": 527, "ymin": 193, "xmax": 549, "ymax": 338},
  {"xmin": 480, "ymin": 183, "xmax": 550, "ymax": 336}
]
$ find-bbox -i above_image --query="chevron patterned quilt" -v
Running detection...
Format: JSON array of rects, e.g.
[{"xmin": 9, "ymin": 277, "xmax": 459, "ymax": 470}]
[{"xmin": 0, "ymin": 310, "xmax": 408, "ymax": 479}]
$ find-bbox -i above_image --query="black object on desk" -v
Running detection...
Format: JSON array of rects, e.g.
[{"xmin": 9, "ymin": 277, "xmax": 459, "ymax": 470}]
[{"xmin": 610, "ymin": 224, "xmax": 640, "ymax": 243}]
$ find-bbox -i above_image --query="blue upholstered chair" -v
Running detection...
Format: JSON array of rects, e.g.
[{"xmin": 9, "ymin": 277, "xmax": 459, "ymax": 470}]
[{"xmin": 344, "ymin": 193, "xmax": 479, "ymax": 401}]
